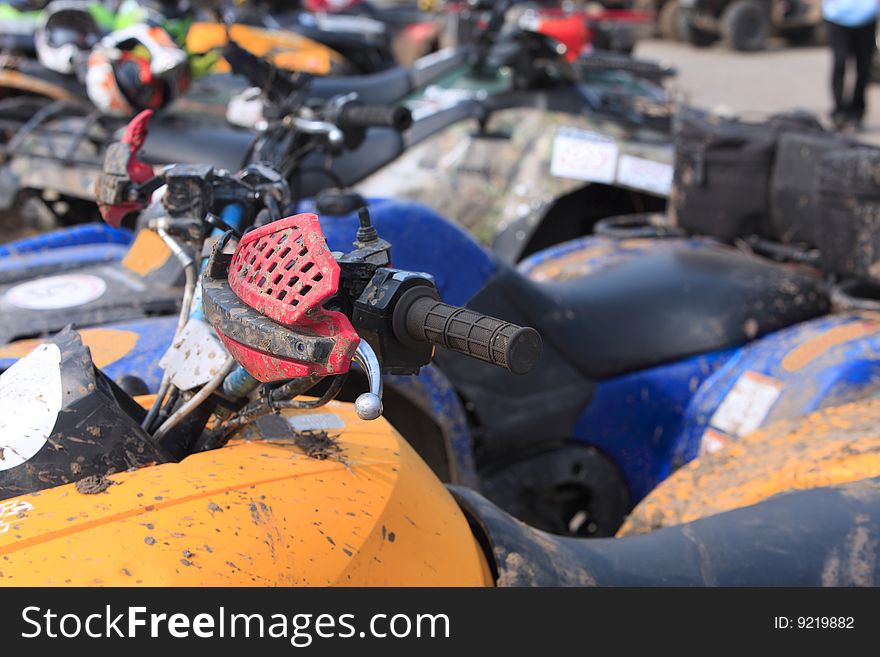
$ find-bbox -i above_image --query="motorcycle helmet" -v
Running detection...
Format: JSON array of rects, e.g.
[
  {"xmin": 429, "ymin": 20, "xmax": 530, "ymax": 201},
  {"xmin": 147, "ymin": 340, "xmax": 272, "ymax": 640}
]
[
  {"xmin": 85, "ymin": 24, "xmax": 189, "ymax": 117},
  {"xmin": 35, "ymin": 0, "xmax": 102, "ymax": 75}
]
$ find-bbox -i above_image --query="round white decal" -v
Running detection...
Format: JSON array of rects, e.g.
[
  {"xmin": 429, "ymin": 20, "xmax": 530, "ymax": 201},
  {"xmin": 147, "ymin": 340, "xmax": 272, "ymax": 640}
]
[
  {"xmin": 0, "ymin": 343, "xmax": 63, "ymax": 472},
  {"xmin": 4, "ymin": 273, "xmax": 107, "ymax": 310}
]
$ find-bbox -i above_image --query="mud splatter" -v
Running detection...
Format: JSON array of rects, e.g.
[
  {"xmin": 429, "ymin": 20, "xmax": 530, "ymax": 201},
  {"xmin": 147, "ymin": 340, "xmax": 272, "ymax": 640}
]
[
  {"xmin": 75, "ymin": 475, "xmax": 114, "ymax": 495},
  {"xmin": 295, "ymin": 432, "xmax": 346, "ymax": 463}
]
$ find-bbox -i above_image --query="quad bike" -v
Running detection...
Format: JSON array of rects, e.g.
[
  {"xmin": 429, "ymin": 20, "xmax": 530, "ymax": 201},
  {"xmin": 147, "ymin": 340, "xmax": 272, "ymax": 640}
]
[
  {"xmin": 212, "ymin": 0, "xmax": 444, "ymax": 70},
  {"xmin": 5, "ymin": 112, "xmax": 880, "ymax": 540},
  {"xmin": 680, "ymin": 0, "xmax": 823, "ymax": 51},
  {"xmin": 0, "ymin": 201, "xmax": 878, "ymax": 586},
  {"xmin": 0, "ymin": 0, "xmax": 675, "ymax": 253}
]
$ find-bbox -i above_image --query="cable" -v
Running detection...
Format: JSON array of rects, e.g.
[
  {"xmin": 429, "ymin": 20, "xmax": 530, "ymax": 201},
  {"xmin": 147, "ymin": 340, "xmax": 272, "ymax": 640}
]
[
  {"xmin": 201, "ymin": 374, "xmax": 348, "ymax": 449},
  {"xmin": 142, "ymin": 372, "xmax": 171, "ymax": 432},
  {"xmin": 151, "ymin": 357, "xmax": 237, "ymax": 444},
  {"xmin": 142, "ymin": 227, "xmax": 198, "ymax": 430}
]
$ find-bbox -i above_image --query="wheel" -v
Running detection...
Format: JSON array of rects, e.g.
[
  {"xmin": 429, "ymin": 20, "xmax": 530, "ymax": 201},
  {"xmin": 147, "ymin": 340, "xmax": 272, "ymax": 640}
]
[
  {"xmin": 681, "ymin": 13, "xmax": 718, "ymax": 47},
  {"xmin": 720, "ymin": 0, "xmax": 771, "ymax": 51},
  {"xmin": 658, "ymin": 0, "xmax": 685, "ymax": 41},
  {"xmin": 782, "ymin": 25, "xmax": 816, "ymax": 46},
  {"xmin": 481, "ymin": 444, "xmax": 631, "ymax": 537},
  {"xmin": 685, "ymin": 24, "xmax": 718, "ymax": 47}
]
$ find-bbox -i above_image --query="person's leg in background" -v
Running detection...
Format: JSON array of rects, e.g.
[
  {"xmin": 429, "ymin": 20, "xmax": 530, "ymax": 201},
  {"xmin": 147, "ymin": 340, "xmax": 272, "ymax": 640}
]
[
  {"xmin": 850, "ymin": 18, "xmax": 876, "ymax": 128},
  {"xmin": 827, "ymin": 20, "xmax": 852, "ymax": 129}
]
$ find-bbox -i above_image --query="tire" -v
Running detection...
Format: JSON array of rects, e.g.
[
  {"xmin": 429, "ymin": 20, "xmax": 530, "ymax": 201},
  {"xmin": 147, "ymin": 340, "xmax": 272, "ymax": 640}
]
[
  {"xmin": 721, "ymin": 0, "xmax": 771, "ymax": 51},
  {"xmin": 658, "ymin": 0, "xmax": 684, "ymax": 41},
  {"xmin": 782, "ymin": 25, "xmax": 816, "ymax": 46},
  {"xmin": 481, "ymin": 444, "xmax": 631, "ymax": 537},
  {"xmin": 682, "ymin": 15, "xmax": 718, "ymax": 47}
]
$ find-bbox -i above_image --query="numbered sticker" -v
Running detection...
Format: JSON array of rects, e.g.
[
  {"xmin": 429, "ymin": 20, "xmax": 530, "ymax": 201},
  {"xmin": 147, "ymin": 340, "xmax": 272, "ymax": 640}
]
[
  {"xmin": 550, "ymin": 127, "xmax": 619, "ymax": 184},
  {"xmin": 709, "ymin": 371, "xmax": 783, "ymax": 438},
  {"xmin": 4, "ymin": 273, "xmax": 106, "ymax": 310},
  {"xmin": 616, "ymin": 155, "xmax": 674, "ymax": 196}
]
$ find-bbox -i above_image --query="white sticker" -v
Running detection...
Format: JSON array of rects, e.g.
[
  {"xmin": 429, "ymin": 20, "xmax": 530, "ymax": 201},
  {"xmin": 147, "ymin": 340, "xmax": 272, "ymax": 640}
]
[
  {"xmin": 709, "ymin": 371, "xmax": 783, "ymax": 438},
  {"xmin": 4, "ymin": 274, "xmax": 106, "ymax": 310},
  {"xmin": 409, "ymin": 85, "xmax": 482, "ymax": 121},
  {"xmin": 550, "ymin": 127, "xmax": 619, "ymax": 184},
  {"xmin": 287, "ymin": 413, "xmax": 346, "ymax": 438},
  {"xmin": 413, "ymin": 47, "xmax": 458, "ymax": 71},
  {"xmin": 159, "ymin": 316, "xmax": 229, "ymax": 392},
  {"xmin": 0, "ymin": 499, "xmax": 35, "ymax": 535},
  {"xmin": 0, "ymin": 343, "xmax": 63, "ymax": 472},
  {"xmin": 699, "ymin": 428, "xmax": 732, "ymax": 457},
  {"xmin": 616, "ymin": 155, "xmax": 674, "ymax": 196},
  {"xmin": 315, "ymin": 13, "xmax": 385, "ymax": 35}
]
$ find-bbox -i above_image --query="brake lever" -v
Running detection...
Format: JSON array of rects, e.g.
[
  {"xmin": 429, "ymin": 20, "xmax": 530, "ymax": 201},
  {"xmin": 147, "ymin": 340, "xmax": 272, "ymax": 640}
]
[
  {"xmin": 290, "ymin": 115, "xmax": 344, "ymax": 150},
  {"xmin": 352, "ymin": 341, "xmax": 383, "ymax": 421}
]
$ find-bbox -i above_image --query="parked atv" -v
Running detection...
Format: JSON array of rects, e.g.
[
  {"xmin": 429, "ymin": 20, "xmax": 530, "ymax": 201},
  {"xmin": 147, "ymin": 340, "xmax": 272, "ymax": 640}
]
[
  {"xmin": 681, "ymin": 0, "xmax": 822, "ymax": 50},
  {"xmin": 8, "ymin": 109, "xmax": 880, "ymax": 542},
  {"xmin": 0, "ymin": 5, "xmax": 676, "ymax": 259},
  {"xmin": 0, "ymin": 207, "xmax": 878, "ymax": 586}
]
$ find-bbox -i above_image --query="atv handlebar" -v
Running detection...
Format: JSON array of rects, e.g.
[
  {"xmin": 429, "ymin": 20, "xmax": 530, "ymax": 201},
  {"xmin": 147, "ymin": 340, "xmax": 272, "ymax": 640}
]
[
  {"xmin": 394, "ymin": 288, "xmax": 542, "ymax": 375},
  {"xmin": 332, "ymin": 103, "xmax": 413, "ymax": 133}
]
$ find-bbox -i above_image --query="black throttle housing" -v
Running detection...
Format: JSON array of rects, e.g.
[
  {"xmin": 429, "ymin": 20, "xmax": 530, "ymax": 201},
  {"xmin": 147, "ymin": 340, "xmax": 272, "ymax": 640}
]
[{"xmin": 352, "ymin": 268, "xmax": 437, "ymax": 375}]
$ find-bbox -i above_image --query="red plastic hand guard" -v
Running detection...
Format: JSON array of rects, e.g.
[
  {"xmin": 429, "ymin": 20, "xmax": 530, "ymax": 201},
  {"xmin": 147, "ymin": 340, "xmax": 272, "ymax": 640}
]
[{"xmin": 218, "ymin": 213, "xmax": 360, "ymax": 380}]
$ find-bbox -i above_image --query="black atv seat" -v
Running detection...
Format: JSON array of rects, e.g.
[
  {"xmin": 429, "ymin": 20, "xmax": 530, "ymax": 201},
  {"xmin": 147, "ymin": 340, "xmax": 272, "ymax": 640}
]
[
  {"xmin": 484, "ymin": 248, "xmax": 830, "ymax": 380},
  {"xmin": 309, "ymin": 47, "xmax": 467, "ymax": 106},
  {"xmin": 310, "ymin": 67, "xmax": 413, "ymax": 106},
  {"xmin": 139, "ymin": 117, "xmax": 256, "ymax": 172},
  {"xmin": 137, "ymin": 118, "xmax": 403, "ymax": 193}
]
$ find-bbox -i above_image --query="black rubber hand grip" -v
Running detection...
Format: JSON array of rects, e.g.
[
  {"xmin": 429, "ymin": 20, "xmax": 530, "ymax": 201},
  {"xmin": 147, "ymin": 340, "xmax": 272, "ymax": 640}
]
[
  {"xmin": 223, "ymin": 41, "xmax": 298, "ymax": 101},
  {"xmin": 402, "ymin": 295, "xmax": 542, "ymax": 374},
  {"xmin": 335, "ymin": 104, "xmax": 413, "ymax": 132}
]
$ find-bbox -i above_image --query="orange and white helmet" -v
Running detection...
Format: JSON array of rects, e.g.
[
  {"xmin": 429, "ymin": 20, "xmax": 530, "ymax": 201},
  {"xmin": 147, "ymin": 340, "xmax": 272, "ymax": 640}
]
[{"xmin": 85, "ymin": 24, "xmax": 189, "ymax": 117}]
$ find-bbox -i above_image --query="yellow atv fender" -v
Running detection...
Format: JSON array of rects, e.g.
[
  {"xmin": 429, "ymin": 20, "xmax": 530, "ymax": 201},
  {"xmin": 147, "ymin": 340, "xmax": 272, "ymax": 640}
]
[
  {"xmin": 185, "ymin": 23, "xmax": 347, "ymax": 76},
  {"xmin": 620, "ymin": 395, "xmax": 880, "ymax": 536},
  {"xmin": 0, "ymin": 401, "xmax": 493, "ymax": 586}
]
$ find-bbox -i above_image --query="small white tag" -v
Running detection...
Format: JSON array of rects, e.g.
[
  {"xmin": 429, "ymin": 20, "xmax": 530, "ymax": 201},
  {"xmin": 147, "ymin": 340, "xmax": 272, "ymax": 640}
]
[
  {"xmin": 315, "ymin": 13, "xmax": 385, "ymax": 35},
  {"xmin": 550, "ymin": 127, "xmax": 619, "ymax": 183},
  {"xmin": 616, "ymin": 155, "xmax": 674, "ymax": 196},
  {"xmin": 159, "ymin": 318, "xmax": 228, "ymax": 391},
  {"xmin": 699, "ymin": 427, "xmax": 732, "ymax": 457},
  {"xmin": 709, "ymin": 371, "xmax": 783, "ymax": 438},
  {"xmin": 287, "ymin": 413, "xmax": 345, "ymax": 438}
]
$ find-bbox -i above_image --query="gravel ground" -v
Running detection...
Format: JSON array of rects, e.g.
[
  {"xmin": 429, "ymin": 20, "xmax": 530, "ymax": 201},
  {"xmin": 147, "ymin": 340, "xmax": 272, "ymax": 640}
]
[{"xmin": 635, "ymin": 38, "xmax": 880, "ymax": 144}]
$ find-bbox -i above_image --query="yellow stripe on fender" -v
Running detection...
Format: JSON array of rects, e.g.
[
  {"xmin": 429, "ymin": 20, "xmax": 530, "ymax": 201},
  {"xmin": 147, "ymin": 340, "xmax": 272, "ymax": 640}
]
[
  {"xmin": 0, "ymin": 402, "xmax": 492, "ymax": 586},
  {"xmin": 781, "ymin": 320, "xmax": 880, "ymax": 372},
  {"xmin": 619, "ymin": 397, "xmax": 880, "ymax": 536},
  {"xmin": 122, "ymin": 229, "xmax": 172, "ymax": 277},
  {"xmin": 0, "ymin": 328, "xmax": 138, "ymax": 368}
]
